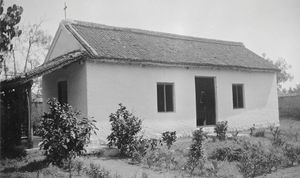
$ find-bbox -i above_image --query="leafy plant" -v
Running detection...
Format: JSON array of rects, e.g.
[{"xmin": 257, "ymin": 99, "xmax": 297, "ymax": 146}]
[
  {"xmin": 0, "ymin": 0, "xmax": 23, "ymax": 65},
  {"xmin": 84, "ymin": 163, "xmax": 110, "ymax": 178},
  {"xmin": 231, "ymin": 129, "xmax": 239, "ymax": 140},
  {"xmin": 249, "ymin": 124, "xmax": 256, "ymax": 136},
  {"xmin": 210, "ymin": 142, "xmax": 244, "ymax": 162},
  {"xmin": 36, "ymin": 98, "xmax": 98, "ymax": 166},
  {"xmin": 185, "ymin": 128, "xmax": 207, "ymax": 174},
  {"xmin": 269, "ymin": 125, "xmax": 285, "ymax": 146},
  {"xmin": 107, "ymin": 103, "xmax": 142, "ymax": 157},
  {"xmin": 283, "ymin": 143, "xmax": 300, "ymax": 166},
  {"xmin": 238, "ymin": 141, "xmax": 282, "ymax": 177},
  {"xmin": 214, "ymin": 121, "xmax": 228, "ymax": 141},
  {"xmin": 161, "ymin": 131, "xmax": 177, "ymax": 149}
]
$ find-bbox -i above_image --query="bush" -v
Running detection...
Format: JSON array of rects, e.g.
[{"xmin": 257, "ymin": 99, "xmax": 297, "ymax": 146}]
[
  {"xmin": 214, "ymin": 121, "xmax": 228, "ymax": 141},
  {"xmin": 238, "ymin": 141, "xmax": 282, "ymax": 177},
  {"xmin": 249, "ymin": 124, "xmax": 256, "ymax": 136},
  {"xmin": 161, "ymin": 131, "xmax": 177, "ymax": 149},
  {"xmin": 36, "ymin": 98, "xmax": 98, "ymax": 166},
  {"xmin": 107, "ymin": 103, "xmax": 142, "ymax": 157},
  {"xmin": 185, "ymin": 128, "xmax": 207, "ymax": 174},
  {"xmin": 210, "ymin": 141, "xmax": 244, "ymax": 162},
  {"xmin": 269, "ymin": 125, "xmax": 285, "ymax": 146},
  {"xmin": 283, "ymin": 143, "xmax": 300, "ymax": 166},
  {"xmin": 84, "ymin": 163, "xmax": 111, "ymax": 178},
  {"xmin": 143, "ymin": 147, "xmax": 179, "ymax": 170}
]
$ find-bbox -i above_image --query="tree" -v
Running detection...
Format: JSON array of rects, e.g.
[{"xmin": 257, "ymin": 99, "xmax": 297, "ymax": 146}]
[
  {"xmin": 36, "ymin": 98, "xmax": 98, "ymax": 166},
  {"xmin": 274, "ymin": 58, "xmax": 293, "ymax": 89},
  {"xmin": 262, "ymin": 53, "xmax": 293, "ymax": 90},
  {"xmin": 0, "ymin": 0, "xmax": 23, "ymax": 75},
  {"xmin": 21, "ymin": 22, "xmax": 52, "ymax": 73}
]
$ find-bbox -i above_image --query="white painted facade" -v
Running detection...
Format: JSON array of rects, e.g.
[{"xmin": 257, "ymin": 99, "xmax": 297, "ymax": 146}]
[
  {"xmin": 43, "ymin": 60, "xmax": 279, "ymax": 142},
  {"xmin": 42, "ymin": 23, "xmax": 279, "ymax": 142}
]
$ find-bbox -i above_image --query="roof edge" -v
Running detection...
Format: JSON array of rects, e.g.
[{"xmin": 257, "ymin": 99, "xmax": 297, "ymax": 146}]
[
  {"xmin": 88, "ymin": 57, "xmax": 280, "ymax": 73},
  {"xmin": 63, "ymin": 19, "xmax": 244, "ymax": 47}
]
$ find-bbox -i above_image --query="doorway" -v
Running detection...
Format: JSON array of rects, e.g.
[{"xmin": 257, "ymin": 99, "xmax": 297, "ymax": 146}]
[{"xmin": 195, "ymin": 77, "xmax": 216, "ymax": 126}]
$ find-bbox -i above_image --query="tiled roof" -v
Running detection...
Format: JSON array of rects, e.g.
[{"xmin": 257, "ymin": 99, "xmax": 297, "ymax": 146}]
[
  {"xmin": 64, "ymin": 20, "xmax": 278, "ymax": 72},
  {"xmin": 1, "ymin": 51, "xmax": 86, "ymax": 89}
]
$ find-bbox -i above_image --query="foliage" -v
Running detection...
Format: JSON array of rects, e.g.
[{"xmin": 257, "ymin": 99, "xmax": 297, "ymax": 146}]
[
  {"xmin": 107, "ymin": 103, "xmax": 142, "ymax": 157},
  {"xmin": 72, "ymin": 159, "xmax": 84, "ymax": 175},
  {"xmin": 249, "ymin": 124, "xmax": 256, "ymax": 136},
  {"xmin": 274, "ymin": 58, "xmax": 293, "ymax": 89},
  {"xmin": 231, "ymin": 129, "xmax": 239, "ymax": 141},
  {"xmin": 161, "ymin": 131, "xmax": 177, "ymax": 149},
  {"xmin": 238, "ymin": 141, "xmax": 282, "ymax": 177},
  {"xmin": 269, "ymin": 125, "xmax": 285, "ymax": 146},
  {"xmin": 36, "ymin": 98, "xmax": 98, "ymax": 166},
  {"xmin": 262, "ymin": 54, "xmax": 293, "ymax": 89},
  {"xmin": 283, "ymin": 143, "xmax": 300, "ymax": 166},
  {"xmin": 0, "ymin": 0, "xmax": 23, "ymax": 69},
  {"xmin": 214, "ymin": 121, "xmax": 228, "ymax": 141},
  {"xmin": 209, "ymin": 141, "xmax": 244, "ymax": 162},
  {"xmin": 84, "ymin": 163, "xmax": 111, "ymax": 178},
  {"xmin": 185, "ymin": 128, "xmax": 207, "ymax": 174},
  {"xmin": 142, "ymin": 147, "xmax": 180, "ymax": 170}
]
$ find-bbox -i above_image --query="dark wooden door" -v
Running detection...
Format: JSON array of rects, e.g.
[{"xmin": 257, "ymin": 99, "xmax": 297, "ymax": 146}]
[{"xmin": 195, "ymin": 77, "xmax": 216, "ymax": 126}]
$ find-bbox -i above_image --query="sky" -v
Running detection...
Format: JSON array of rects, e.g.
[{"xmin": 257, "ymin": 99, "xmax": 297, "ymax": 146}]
[{"xmin": 7, "ymin": 0, "xmax": 300, "ymax": 88}]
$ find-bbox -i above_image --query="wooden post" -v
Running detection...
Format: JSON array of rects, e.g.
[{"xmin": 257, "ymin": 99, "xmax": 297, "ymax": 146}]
[{"xmin": 27, "ymin": 80, "xmax": 33, "ymax": 148}]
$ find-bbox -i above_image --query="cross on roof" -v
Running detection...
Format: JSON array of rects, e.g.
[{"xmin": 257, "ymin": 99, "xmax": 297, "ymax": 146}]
[{"xmin": 64, "ymin": 2, "xmax": 67, "ymax": 19}]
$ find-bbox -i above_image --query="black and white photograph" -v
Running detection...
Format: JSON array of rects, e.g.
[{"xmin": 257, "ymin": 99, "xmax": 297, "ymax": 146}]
[{"xmin": 0, "ymin": 0, "xmax": 299, "ymax": 177}]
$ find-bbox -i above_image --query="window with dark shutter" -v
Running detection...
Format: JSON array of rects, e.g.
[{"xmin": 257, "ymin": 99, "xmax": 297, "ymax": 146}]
[
  {"xmin": 232, "ymin": 84, "xmax": 244, "ymax": 109},
  {"xmin": 58, "ymin": 81, "xmax": 68, "ymax": 104},
  {"xmin": 157, "ymin": 83, "xmax": 174, "ymax": 112}
]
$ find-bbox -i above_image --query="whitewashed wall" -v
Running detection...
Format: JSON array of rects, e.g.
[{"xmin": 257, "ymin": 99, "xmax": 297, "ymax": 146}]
[
  {"xmin": 42, "ymin": 62, "xmax": 88, "ymax": 116},
  {"xmin": 45, "ymin": 23, "xmax": 83, "ymax": 62},
  {"xmin": 85, "ymin": 62, "xmax": 279, "ymax": 142}
]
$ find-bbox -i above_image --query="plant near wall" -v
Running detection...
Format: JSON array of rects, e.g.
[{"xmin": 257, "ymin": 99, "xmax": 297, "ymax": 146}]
[
  {"xmin": 36, "ymin": 98, "xmax": 98, "ymax": 167},
  {"xmin": 269, "ymin": 125, "xmax": 285, "ymax": 146},
  {"xmin": 107, "ymin": 103, "xmax": 142, "ymax": 157},
  {"xmin": 214, "ymin": 121, "xmax": 228, "ymax": 141},
  {"xmin": 185, "ymin": 128, "xmax": 207, "ymax": 174},
  {"xmin": 161, "ymin": 131, "xmax": 177, "ymax": 149}
]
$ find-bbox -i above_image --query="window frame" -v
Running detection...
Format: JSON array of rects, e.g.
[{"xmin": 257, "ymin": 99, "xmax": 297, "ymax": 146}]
[
  {"xmin": 157, "ymin": 82, "xmax": 175, "ymax": 112},
  {"xmin": 232, "ymin": 84, "xmax": 244, "ymax": 109}
]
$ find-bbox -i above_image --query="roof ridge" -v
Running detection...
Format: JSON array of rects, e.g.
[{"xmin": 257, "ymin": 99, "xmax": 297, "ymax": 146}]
[{"xmin": 64, "ymin": 19, "xmax": 244, "ymax": 47}]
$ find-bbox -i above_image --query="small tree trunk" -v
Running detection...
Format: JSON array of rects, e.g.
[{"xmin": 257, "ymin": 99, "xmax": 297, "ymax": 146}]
[
  {"xmin": 23, "ymin": 42, "xmax": 32, "ymax": 73},
  {"xmin": 12, "ymin": 50, "xmax": 17, "ymax": 76},
  {"xmin": 3, "ymin": 60, "xmax": 7, "ymax": 79}
]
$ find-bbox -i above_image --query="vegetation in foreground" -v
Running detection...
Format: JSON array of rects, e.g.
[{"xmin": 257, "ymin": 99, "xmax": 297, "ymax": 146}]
[{"xmin": 1, "ymin": 103, "xmax": 300, "ymax": 178}]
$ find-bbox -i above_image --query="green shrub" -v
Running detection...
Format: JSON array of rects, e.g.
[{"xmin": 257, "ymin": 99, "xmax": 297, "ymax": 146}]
[
  {"xmin": 107, "ymin": 103, "xmax": 142, "ymax": 157},
  {"xmin": 214, "ymin": 121, "xmax": 228, "ymax": 141},
  {"xmin": 185, "ymin": 128, "xmax": 207, "ymax": 174},
  {"xmin": 36, "ymin": 98, "xmax": 98, "ymax": 166},
  {"xmin": 238, "ymin": 141, "xmax": 282, "ymax": 177},
  {"xmin": 161, "ymin": 131, "xmax": 177, "ymax": 149}
]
